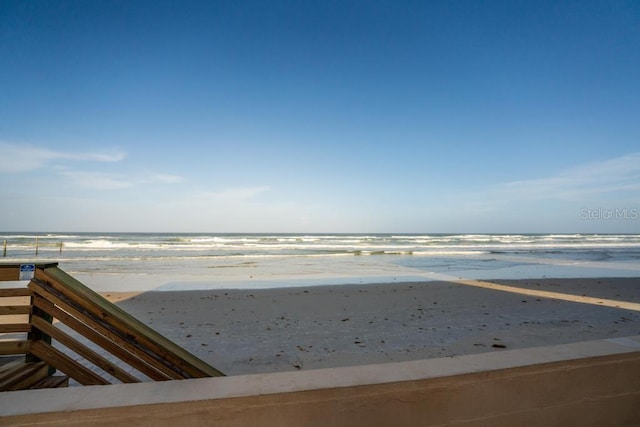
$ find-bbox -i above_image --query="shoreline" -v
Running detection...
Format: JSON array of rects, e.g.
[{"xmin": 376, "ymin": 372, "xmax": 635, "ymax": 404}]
[{"xmin": 107, "ymin": 277, "xmax": 640, "ymax": 376}]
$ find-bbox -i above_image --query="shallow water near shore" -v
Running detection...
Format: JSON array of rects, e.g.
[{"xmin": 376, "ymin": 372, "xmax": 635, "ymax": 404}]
[{"xmin": 1, "ymin": 232, "xmax": 639, "ymax": 291}]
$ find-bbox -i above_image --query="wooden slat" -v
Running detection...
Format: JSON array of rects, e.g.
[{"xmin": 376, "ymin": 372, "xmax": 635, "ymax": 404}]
[
  {"xmin": 0, "ymin": 288, "xmax": 32, "ymax": 298},
  {"xmin": 38, "ymin": 268, "xmax": 204, "ymax": 378},
  {"xmin": 0, "ymin": 263, "xmax": 58, "ymax": 282},
  {"xmin": 31, "ymin": 316, "xmax": 140, "ymax": 384},
  {"xmin": 33, "ymin": 294, "xmax": 167, "ymax": 381},
  {"xmin": 0, "ymin": 306, "xmax": 32, "ymax": 315},
  {"xmin": 30, "ymin": 277, "xmax": 187, "ymax": 380},
  {"xmin": 0, "ymin": 360, "xmax": 48, "ymax": 391},
  {"xmin": 5, "ymin": 363, "xmax": 49, "ymax": 391},
  {"xmin": 30, "ymin": 375, "xmax": 69, "ymax": 389},
  {"xmin": 32, "ymin": 295, "xmax": 167, "ymax": 381},
  {"xmin": 0, "ymin": 324, "xmax": 31, "ymax": 333},
  {"xmin": 30, "ymin": 286, "xmax": 172, "ymax": 381},
  {"xmin": 0, "ymin": 358, "xmax": 25, "ymax": 374},
  {"xmin": 26, "ymin": 300, "xmax": 52, "ymax": 357},
  {"xmin": 29, "ymin": 340, "xmax": 110, "ymax": 386},
  {"xmin": 30, "ymin": 281, "xmax": 177, "ymax": 380},
  {"xmin": 46, "ymin": 267, "xmax": 221, "ymax": 377},
  {"xmin": 0, "ymin": 268, "xmax": 20, "ymax": 282},
  {"xmin": 38, "ymin": 267, "xmax": 224, "ymax": 377},
  {"xmin": 0, "ymin": 340, "xmax": 31, "ymax": 355}
]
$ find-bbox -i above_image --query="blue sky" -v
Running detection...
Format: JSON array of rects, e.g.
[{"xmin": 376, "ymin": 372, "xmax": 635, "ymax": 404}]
[{"xmin": 1, "ymin": 1, "xmax": 639, "ymax": 233}]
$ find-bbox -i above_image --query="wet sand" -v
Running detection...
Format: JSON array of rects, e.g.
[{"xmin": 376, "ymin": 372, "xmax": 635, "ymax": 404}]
[{"xmin": 107, "ymin": 277, "xmax": 640, "ymax": 376}]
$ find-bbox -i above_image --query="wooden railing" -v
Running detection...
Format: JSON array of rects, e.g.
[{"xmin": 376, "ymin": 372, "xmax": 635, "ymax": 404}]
[{"xmin": 0, "ymin": 263, "xmax": 223, "ymax": 391}]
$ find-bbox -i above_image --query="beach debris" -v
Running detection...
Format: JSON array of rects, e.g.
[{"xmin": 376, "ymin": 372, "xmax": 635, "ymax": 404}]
[
  {"xmin": 492, "ymin": 338, "xmax": 506, "ymax": 349},
  {"xmin": 292, "ymin": 360, "xmax": 303, "ymax": 369}
]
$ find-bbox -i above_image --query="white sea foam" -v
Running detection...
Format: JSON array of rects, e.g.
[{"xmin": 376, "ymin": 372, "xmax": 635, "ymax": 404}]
[{"xmin": 2, "ymin": 233, "xmax": 638, "ymax": 290}]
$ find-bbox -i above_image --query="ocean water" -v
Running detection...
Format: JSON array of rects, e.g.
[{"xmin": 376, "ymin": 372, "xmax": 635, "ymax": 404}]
[{"xmin": 1, "ymin": 233, "xmax": 639, "ymax": 291}]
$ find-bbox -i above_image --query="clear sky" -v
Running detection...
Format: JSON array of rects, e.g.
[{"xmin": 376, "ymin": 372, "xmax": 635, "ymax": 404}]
[{"xmin": 1, "ymin": 1, "xmax": 639, "ymax": 233}]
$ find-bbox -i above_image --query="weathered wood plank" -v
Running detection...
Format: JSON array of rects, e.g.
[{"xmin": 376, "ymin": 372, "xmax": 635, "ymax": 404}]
[
  {"xmin": 0, "ymin": 306, "xmax": 32, "ymax": 315},
  {"xmin": 0, "ymin": 340, "xmax": 31, "ymax": 355},
  {"xmin": 0, "ymin": 268, "xmax": 19, "ymax": 282},
  {"xmin": 0, "ymin": 288, "xmax": 32, "ymax": 298},
  {"xmin": 26, "ymin": 294, "xmax": 52, "ymax": 366},
  {"xmin": 0, "ymin": 263, "xmax": 58, "ymax": 282},
  {"xmin": 29, "ymin": 340, "xmax": 110, "ymax": 386},
  {"xmin": 38, "ymin": 267, "xmax": 224, "ymax": 378},
  {"xmin": 31, "ymin": 316, "xmax": 140, "ymax": 384},
  {"xmin": 5, "ymin": 364, "xmax": 49, "ymax": 391},
  {"xmin": 37, "ymin": 268, "xmax": 201, "ymax": 377},
  {"xmin": 30, "ymin": 285, "xmax": 173, "ymax": 381},
  {"xmin": 31, "ymin": 276, "xmax": 192, "ymax": 380},
  {"xmin": 0, "ymin": 358, "xmax": 25, "ymax": 374},
  {"xmin": 0, "ymin": 360, "xmax": 48, "ymax": 391},
  {"xmin": 30, "ymin": 375, "xmax": 69, "ymax": 389},
  {"xmin": 0, "ymin": 324, "xmax": 31, "ymax": 333},
  {"xmin": 32, "ymin": 294, "xmax": 168, "ymax": 381}
]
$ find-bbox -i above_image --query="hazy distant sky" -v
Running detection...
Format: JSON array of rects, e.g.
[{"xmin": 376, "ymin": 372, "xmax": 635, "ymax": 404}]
[{"xmin": 1, "ymin": 1, "xmax": 639, "ymax": 232}]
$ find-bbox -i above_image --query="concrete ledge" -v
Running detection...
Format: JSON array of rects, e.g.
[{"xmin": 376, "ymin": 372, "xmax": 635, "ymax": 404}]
[{"xmin": 1, "ymin": 336, "xmax": 639, "ymax": 426}]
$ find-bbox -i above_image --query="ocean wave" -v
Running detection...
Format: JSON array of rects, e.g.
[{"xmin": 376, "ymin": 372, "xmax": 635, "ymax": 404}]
[
  {"xmin": 412, "ymin": 250, "xmax": 490, "ymax": 256},
  {"xmin": 2, "ymin": 233, "xmax": 639, "ymax": 262}
]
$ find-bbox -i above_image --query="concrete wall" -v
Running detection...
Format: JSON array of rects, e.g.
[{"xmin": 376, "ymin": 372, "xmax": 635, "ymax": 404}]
[{"xmin": 1, "ymin": 336, "xmax": 639, "ymax": 426}]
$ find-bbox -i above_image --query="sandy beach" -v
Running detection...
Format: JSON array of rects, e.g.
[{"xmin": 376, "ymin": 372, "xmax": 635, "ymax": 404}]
[{"xmin": 105, "ymin": 277, "xmax": 640, "ymax": 376}]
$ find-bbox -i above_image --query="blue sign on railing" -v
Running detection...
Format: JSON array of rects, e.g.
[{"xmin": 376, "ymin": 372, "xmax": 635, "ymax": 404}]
[{"xmin": 19, "ymin": 264, "xmax": 36, "ymax": 280}]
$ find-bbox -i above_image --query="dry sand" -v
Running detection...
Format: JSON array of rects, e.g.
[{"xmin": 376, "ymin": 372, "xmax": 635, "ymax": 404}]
[{"xmin": 107, "ymin": 277, "xmax": 639, "ymax": 376}]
